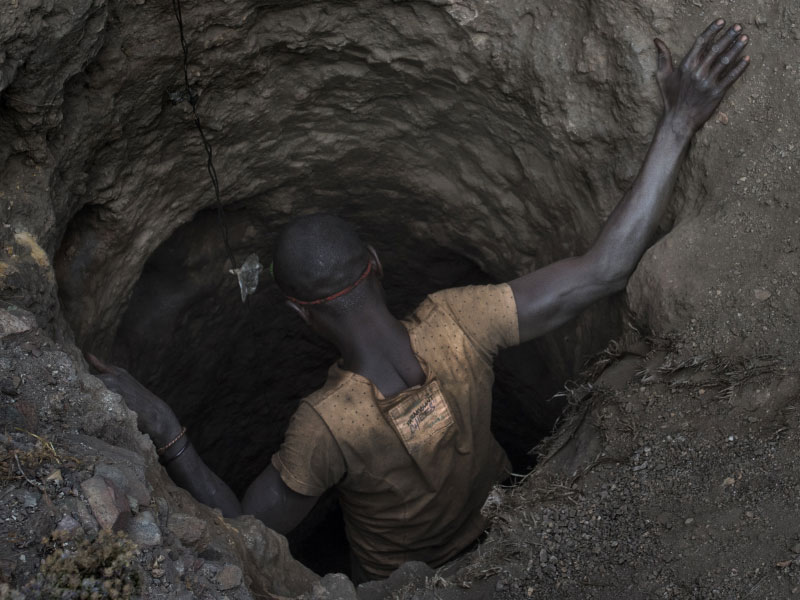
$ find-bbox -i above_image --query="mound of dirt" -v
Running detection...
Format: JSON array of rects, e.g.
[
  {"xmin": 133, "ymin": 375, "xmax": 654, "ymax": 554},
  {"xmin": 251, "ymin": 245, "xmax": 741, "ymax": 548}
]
[{"xmin": 425, "ymin": 338, "xmax": 800, "ymax": 599}]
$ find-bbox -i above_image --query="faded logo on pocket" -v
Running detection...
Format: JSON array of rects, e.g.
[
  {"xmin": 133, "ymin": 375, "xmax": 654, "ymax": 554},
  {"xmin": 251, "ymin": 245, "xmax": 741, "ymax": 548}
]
[{"xmin": 388, "ymin": 380, "xmax": 453, "ymax": 453}]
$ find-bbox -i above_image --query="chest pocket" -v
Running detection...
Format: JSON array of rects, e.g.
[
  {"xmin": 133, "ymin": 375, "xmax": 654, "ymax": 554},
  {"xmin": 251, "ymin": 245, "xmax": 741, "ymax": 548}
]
[{"xmin": 383, "ymin": 379, "xmax": 459, "ymax": 489}]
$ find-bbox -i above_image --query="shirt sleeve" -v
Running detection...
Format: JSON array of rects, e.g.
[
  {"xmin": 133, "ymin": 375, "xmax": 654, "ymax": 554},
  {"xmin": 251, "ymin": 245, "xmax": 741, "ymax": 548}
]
[
  {"xmin": 429, "ymin": 283, "xmax": 520, "ymax": 359},
  {"xmin": 271, "ymin": 401, "xmax": 346, "ymax": 496}
]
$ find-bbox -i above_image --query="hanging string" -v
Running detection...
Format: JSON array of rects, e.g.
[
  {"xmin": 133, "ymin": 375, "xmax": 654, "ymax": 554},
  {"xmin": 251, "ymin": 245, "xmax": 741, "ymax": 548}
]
[{"xmin": 171, "ymin": 0, "xmax": 238, "ymax": 272}]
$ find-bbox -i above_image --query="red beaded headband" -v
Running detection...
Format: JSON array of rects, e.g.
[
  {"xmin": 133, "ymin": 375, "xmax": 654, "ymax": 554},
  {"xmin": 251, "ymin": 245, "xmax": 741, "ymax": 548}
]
[{"xmin": 285, "ymin": 261, "xmax": 373, "ymax": 306}]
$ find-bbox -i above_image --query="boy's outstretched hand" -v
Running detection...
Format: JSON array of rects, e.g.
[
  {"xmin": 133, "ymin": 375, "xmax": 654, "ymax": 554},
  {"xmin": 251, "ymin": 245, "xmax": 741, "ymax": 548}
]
[{"xmin": 655, "ymin": 19, "xmax": 750, "ymax": 134}]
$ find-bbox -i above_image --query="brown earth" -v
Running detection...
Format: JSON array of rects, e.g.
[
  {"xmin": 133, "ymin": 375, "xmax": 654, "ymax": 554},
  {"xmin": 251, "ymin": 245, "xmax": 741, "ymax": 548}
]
[{"xmin": 1, "ymin": 0, "xmax": 799, "ymax": 598}]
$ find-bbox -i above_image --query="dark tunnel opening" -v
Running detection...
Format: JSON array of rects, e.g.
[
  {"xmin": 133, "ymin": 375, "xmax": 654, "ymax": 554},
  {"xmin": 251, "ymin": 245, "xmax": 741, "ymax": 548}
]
[{"xmin": 57, "ymin": 202, "xmax": 623, "ymax": 576}]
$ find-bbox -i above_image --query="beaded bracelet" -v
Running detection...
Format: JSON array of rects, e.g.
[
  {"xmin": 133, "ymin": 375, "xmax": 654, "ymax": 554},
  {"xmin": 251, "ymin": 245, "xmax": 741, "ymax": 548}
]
[{"xmin": 157, "ymin": 426, "xmax": 187, "ymax": 455}]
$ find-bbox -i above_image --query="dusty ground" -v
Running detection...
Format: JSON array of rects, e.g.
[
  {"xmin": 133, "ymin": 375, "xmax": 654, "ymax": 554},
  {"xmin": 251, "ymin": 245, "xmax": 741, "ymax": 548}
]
[{"xmin": 435, "ymin": 338, "xmax": 800, "ymax": 600}]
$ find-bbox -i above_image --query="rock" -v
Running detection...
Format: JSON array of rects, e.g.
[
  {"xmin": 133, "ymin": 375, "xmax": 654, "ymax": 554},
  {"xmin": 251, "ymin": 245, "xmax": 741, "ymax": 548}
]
[
  {"xmin": 792, "ymin": 543, "xmax": 800, "ymax": 555},
  {"xmin": 45, "ymin": 469, "xmax": 63, "ymax": 485},
  {"xmin": 357, "ymin": 561, "xmax": 434, "ymax": 600},
  {"xmin": 168, "ymin": 512, "xmax": 208, "ymax": 547},
  {"xmin": 80, "ymin": 476, "xmax": 131, "ymax": 531},
  {"xmin": 227, "ymin": 514, "xmax": 318, "ymax": 597},
  {"xmin": 94, "ymin": 462, "xmax": 151, "ymax": 505},
  {"xmin": 216, "ymin": 564, "xmax": 243, "ymax": 591},
  {"xmin": 54, "ymin": 515, "xmax": 82, "ymax": 536},
  {"xmin": 22, "ymin": 342, "xmax": 42, "ymax": 358},
  {"xmin": 307, "ymin": 573, "xmax": 358, "ymax": 600},
  {"xmin": 63, "ymin": 497, "xmax": 99, "ymax": 534},
  {"xmin": 753, "ymin": 289, "xmax": 772, "ymax": 301},
  {"xmin": 0, "ymin": 376, "xmax": 21, "ymax": 396},
  {"xmin": 128, "ymin": 510, "xmax": 162, "ymax": 546},
  {"xmin": 12, "ymin": 488, "xmax": 40, "ymax": 508},
  {"xmin": 0, "ymin": 309, "xmax": 33, "ymax": 338}
]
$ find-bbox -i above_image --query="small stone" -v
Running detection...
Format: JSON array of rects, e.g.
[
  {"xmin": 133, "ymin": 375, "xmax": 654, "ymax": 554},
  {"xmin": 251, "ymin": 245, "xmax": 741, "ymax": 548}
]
[
  {"xmin": 684, "ymin": 518, "xmax": 694, "ymax": 526},
  {"xmin": 80, "ymin": 476, "xmax": 130, "ymax": 531},
  {"xmin": 0, "ymin": 309, "xmax": 33, "ymax": 338},
  {"xmin": 755, "ymin": 15, "xmax": 767, "ymax": 27},
  {"xmin": 55, "ymin": 515, "xmax": 81, "ymax": 535},
  {"xmin": 745, "ymin": 511, "xmax": 754, "ymax": 518},
  {"xmin": 0, "ymin": 377, "xmax": 20, "ymax": 396},
  {"xmin": 128, "ymin": 511, "xmax": 162, "ymax": 546},
  {"xmin": 64, "ymin": 496, "xmax": 99, "ymax": 534},
  {"xmin": 716, "ymin": 112, "xmax": 729, "ymax": 125},
  {"xmin": 200, "ymin": 562, "xmax": 219, "ymax": 579},
  {"xmin": 722, "ymin": 477, "xmax": 736, "ymax": 487},
  {"xmin": 13, "ymin": 488, "xmax": 40, "ymax": 508},
  {"xmin": 792, "ymin": 543, "xmax": 800, "ymax": 554},
  {"xmin": 216, "ymin": 564, "xmax": 243, "ymax": 591},
  {"xmin": 94, "ymin": 463, "xmax": 151, "ymax": 505},
  {"xmin": 310, "ymin": 573, "xmax": 357, "ymax": 599},
  {"xmin": 168, "ymin": 513, "xmax": 207, "ymax": 547},
  {"xmin": 22, "ymin": 342, "xmax": 42, "ymax": 357},
  {"xmin": 46, "ymin": 470, "xmax": 63, "ymax": 485},
  {"xmin": 753, "ymin": 289, "xmax": 772, "ymax": 301}
]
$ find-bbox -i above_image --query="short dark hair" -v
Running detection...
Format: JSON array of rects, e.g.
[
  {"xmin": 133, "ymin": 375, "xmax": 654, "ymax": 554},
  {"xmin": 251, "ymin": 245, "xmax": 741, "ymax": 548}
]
[{"xmin": 272, "ymin": 214, "xmax": 370, "ymax": 304}]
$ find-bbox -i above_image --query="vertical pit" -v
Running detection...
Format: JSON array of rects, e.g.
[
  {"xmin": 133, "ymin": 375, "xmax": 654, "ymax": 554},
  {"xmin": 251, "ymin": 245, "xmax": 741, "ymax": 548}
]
[
  {"xmin": 56, "ymin": 199, "xmax": 624, "ymax": 575},
  {"xmin": 46, "ymin": 0, "xmax": 660, "ymax": 578}
]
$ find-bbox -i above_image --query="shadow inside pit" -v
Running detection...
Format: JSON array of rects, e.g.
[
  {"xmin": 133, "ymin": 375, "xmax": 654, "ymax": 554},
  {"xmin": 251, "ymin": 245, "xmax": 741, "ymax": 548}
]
[{"xmin": 61, "ymin": 207, "xmax": 620, "ymax": 576}]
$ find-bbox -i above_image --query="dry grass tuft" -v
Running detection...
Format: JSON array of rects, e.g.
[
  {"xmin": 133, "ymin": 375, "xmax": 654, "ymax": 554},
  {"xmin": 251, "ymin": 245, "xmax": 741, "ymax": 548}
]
[
  {"xmin": 20, "ymin": 530, "xmax": 141, "ymax": 599},
  {"xmin": 0, "ymin": 430, "xmax": 79, "ymax": 488}
]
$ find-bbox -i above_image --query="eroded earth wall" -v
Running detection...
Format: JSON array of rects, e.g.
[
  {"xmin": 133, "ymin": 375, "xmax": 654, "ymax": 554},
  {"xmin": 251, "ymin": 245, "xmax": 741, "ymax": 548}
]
[{"xmin": 4, "ymin": 0, "xmax": 693, "ymax": 344}]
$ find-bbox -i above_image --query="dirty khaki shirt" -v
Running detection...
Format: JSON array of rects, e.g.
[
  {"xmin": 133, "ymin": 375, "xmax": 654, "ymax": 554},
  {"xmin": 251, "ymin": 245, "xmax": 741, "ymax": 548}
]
[{"xmin": 272, "ymin": 284, "xmax": 519, "ymax": 578}]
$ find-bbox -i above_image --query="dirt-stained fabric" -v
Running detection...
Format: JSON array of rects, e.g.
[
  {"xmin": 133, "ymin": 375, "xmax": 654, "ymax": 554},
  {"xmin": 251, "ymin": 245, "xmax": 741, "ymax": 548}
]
[{"xmin": 271, "ymin": 284, "xmax": 519, "ymax": 578}]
